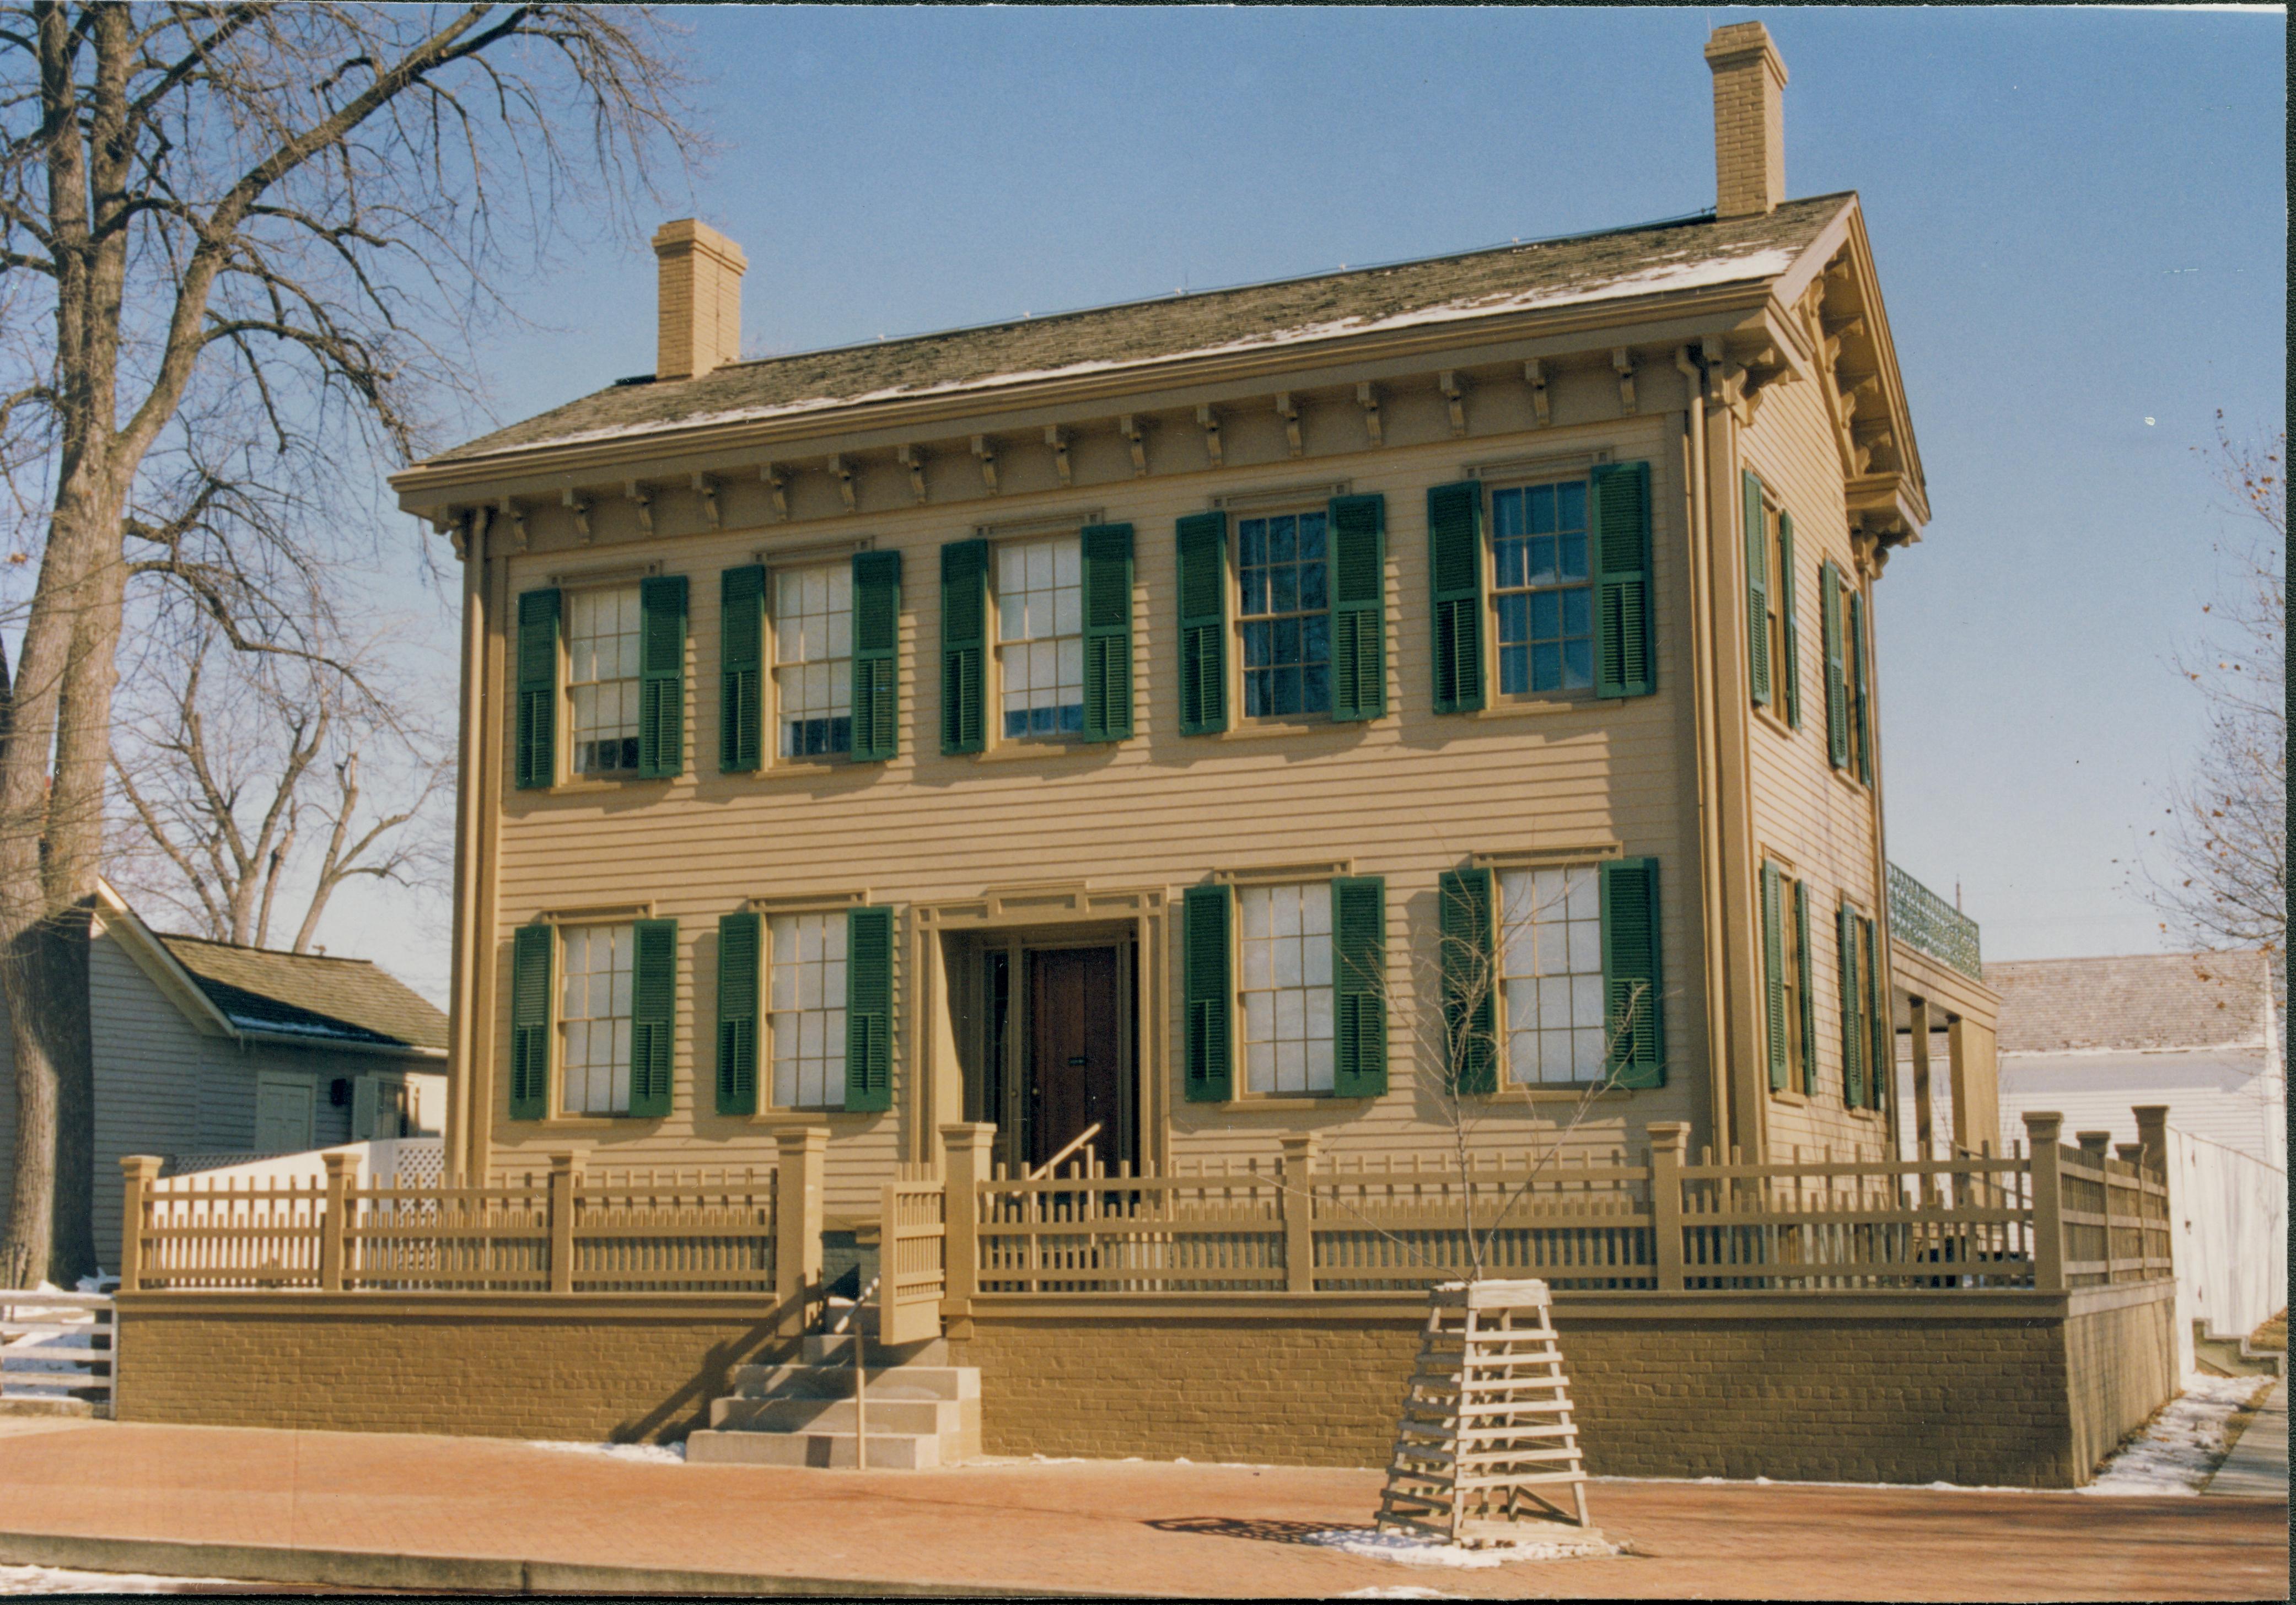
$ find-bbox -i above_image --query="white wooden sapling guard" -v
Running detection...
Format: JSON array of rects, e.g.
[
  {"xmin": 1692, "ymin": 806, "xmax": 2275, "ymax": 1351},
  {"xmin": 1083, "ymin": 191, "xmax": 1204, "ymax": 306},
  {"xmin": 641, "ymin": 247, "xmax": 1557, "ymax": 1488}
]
[{"xmin": 1375, "ymin": 1278, "xmax": 1603, "ymax": 1550}]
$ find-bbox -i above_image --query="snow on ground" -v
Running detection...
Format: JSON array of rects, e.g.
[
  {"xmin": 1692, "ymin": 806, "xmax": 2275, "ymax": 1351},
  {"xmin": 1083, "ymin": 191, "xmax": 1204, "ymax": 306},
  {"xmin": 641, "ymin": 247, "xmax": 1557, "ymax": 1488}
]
[
  {"xmin": 0, "ymin": 1564, "xmax": 241, "ymax": 1595},
  {"xmin": 526, "ymin": 1439, "xmax": 686, "ymax": 1464},
  {"xmin": 2078, "ymin": 1372, "xmax": 2276, "ymax": 1497},
  {"xmin": 1303, "ymin": 1529, "xmax": 1618, "ymax": 1568}
]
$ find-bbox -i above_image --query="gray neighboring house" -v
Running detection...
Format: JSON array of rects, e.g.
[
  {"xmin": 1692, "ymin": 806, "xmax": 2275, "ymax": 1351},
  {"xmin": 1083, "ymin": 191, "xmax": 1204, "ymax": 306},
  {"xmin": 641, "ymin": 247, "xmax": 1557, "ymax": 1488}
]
[{"xmin": 0, "ymin": 878, "xmax": 447, "ymax": 1272}]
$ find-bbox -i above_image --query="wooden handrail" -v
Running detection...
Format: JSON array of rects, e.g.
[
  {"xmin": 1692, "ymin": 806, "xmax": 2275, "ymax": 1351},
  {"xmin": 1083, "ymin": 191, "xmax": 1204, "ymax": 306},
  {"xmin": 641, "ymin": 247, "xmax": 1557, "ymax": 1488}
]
[{"xmin": 1028, "ymin": 1123, "xmax": 1103, "ymax": 1182}]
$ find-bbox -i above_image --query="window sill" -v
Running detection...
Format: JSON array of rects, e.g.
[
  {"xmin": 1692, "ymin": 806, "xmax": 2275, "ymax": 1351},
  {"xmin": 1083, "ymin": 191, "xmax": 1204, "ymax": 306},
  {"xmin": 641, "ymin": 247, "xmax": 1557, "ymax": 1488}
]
[
  {"xmin": 546, "ymin": 775, "xmax": 673, "ymax": 796},
  {"xmin": 1770, "ymin": 1086, "xmax": 1808, "ymax": 1107},
  {"xmin": 1495, "ymin": 1084, "xmax": 1642, "ymax": 1102},
  {"xmin": 1753, "ymin": 705, "xmax": 1798, "ymax": 740},
  {"xmin": 1471, "ymin": 694, "xmax": 1598, "ymax": 721},
  {"xmin": 514, "ymin": 1114, "xmax": 657, "ymax": 1130},
  {"xmin": 1215, "ymin": 718, "xmax": 1356, "ymax": 741},
  {"xmin": 974, "ymin": 737, "xmax": 1115, "ymax": 764},
  {"xmin": 750, "ymin": 758, "xmax": 854, "ymax": 779},
  {"xmin": 1226, "ymin": 1095, "xmax": 1373, "ymax": 1111},
  {"xmin": 1830, "ymin": 767, "xmax": 1872, "ymax": 799}
]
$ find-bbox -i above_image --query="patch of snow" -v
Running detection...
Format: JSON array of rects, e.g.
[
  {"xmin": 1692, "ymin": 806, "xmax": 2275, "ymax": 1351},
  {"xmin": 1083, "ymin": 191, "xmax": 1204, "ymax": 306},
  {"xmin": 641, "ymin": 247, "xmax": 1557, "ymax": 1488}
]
[
  {"xmin": 2078, "ymin": 1372, "xmax": 2273, "ymax": 1497},
  {"xmin": 1304, "ymin": 1529, "xmax": 1618, "ymax": 1568},
  {"xmin": 526, "ymin": 1439, "xmax": 685, "ymax": 1465},
  {"xmin": 0, "ymin": 1564, "xmax": 243, "ymax": 1594},
  {"xmin": 488, "ymin": 244, "xmax": 1800, "ymax": 458}
]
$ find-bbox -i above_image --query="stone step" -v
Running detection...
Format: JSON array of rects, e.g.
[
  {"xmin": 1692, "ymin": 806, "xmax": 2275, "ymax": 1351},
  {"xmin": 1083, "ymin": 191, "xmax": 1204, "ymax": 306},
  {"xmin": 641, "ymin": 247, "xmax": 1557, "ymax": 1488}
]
[
  {"xmin": 686, "ymin": 1427, "xmax": 941, "ymax": 1471},
  {"xmin": 710, "ymin": 1393, "xmax": 971, "ymax": 1437},
  {"xmin": 732, "ymin": 1362, "xmax": 978, "ymax": 1403},
  {"xmin": 804, "ymin": 1333, "xmax": 950, "ymax": 1366}
]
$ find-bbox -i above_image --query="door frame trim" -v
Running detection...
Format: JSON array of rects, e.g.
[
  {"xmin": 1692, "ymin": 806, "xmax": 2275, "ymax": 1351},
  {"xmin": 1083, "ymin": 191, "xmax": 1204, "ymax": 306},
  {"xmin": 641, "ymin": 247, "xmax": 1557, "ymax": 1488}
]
[{"xmin": 911, "ymin": 884, "xmax": 1170, "ymax": 1175}]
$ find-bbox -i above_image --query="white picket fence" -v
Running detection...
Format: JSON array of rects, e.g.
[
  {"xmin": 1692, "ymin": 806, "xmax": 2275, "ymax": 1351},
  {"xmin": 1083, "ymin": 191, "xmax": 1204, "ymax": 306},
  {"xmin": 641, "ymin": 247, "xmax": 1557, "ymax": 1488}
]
[{"xmin": 0, "ymin": 1289, "xmax": 114, "ymax": 1411}]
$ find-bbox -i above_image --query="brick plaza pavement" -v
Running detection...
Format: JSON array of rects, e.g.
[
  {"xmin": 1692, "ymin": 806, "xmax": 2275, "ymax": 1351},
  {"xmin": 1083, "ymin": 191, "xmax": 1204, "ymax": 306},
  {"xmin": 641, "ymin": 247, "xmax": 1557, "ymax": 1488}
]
[{"xmin": 0, "ymin": 1417, "xmax": 2282, "ymax": 1599}]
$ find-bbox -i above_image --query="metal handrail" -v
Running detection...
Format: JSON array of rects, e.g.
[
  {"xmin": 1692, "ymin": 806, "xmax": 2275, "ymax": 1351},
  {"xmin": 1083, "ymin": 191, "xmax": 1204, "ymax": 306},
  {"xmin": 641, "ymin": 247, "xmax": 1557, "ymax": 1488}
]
[{"xmin": 1027, "ymin": 1122, "xmax": 1103, "ymax": 1182}]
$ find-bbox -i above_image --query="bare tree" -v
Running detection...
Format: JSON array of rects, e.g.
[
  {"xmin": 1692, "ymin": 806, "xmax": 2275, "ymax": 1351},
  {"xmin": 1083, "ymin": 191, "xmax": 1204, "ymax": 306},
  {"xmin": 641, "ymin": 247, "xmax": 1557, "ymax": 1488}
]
[
  {"xmin": 0, "ymin": 4, "xmax": 693, "ymax": 1284},
  {"xmin": 108, "ymin": 610, "xmax": 449, "ymax": 952},
  {"xmin": 2143, "ymin": 420, "xmax": 2285, "ymax": 985}
]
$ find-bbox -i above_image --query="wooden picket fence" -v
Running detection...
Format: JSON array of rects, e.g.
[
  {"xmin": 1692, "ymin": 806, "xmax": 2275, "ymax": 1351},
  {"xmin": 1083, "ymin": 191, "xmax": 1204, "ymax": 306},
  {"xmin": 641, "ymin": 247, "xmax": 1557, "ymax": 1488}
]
[{"xmin": 0, "ymin": 1290, "xmax": 113, "ymax": 1409}]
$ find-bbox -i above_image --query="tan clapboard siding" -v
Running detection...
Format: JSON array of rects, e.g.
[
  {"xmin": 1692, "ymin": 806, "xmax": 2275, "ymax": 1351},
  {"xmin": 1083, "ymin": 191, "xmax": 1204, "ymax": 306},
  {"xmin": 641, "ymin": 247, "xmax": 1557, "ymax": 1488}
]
[
  {"xmin": 1742, "ymin": 372, "xmax": 1891, "ymax": 1157},
  {"xmin": 485, "ymin": 417, "xmax": 1713, "ymax": 1192}
]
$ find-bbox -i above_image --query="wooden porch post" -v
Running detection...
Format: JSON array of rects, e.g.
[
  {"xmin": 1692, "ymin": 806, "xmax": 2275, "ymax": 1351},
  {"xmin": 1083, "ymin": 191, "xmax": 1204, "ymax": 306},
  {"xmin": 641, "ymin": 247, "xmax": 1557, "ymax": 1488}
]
[
  {"xmin": 773, "ymin": 1128, "xmax": 827, "ymax": 1338},
  {"xmin": 1647, "ymin": 1122, "xmax": 1688, "ymax": 1291},
  {"xmin": 2023, "ymin": 1111, "xmax": 2064, "ymax": 1293},
  {"xmin": 546, "ymin": 1150, "xmax": 583, "ymax": 1295},
  {"xmin": 319, "ymin": 1149, "xmax": 358, "ymax": 1292},
  {"xmin": 1279, "ymin": 1133, "xmax": 1319, "ymax": 1294},
  {"xmin": 117, "ymin": 1156, "xmax": 160, "ymax": 1294},
  {"xmin": 939, "ymin": 1123, "xmax": 992, "ymax": 1313},
  {"xmin": 2132, "ymin": 1105, "xmax": 2173, "ymax": 1284}
]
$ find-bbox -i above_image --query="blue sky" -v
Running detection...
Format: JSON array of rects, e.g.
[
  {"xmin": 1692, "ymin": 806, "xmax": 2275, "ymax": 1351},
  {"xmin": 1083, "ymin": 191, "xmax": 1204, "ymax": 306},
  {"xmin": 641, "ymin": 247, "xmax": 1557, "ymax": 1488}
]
[{"xmin": 345, "ymin": 5, "xmax": 2286, "ymax": 1000}]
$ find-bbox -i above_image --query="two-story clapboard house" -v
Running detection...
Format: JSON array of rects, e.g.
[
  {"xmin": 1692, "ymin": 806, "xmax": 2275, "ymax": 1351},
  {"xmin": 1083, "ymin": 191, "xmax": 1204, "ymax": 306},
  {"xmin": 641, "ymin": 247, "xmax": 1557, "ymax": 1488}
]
[{"xmin": 392, "ymin": 22, "xmax": 1999, "ymax": 1229}]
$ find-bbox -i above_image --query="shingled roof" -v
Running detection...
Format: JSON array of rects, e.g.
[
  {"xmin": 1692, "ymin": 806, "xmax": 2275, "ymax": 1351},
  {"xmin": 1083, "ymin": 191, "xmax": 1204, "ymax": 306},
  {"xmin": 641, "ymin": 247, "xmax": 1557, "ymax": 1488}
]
[
  {"xmin": 156, "ymin": 934, "xmax": 447, "ymax": 1054},
  {"xmin": 1985, "ymin": 950, "xmax": 2275, "ymax": 1055},
  {"xmin": 433, "ymin": 194, "xmax": 1852, "ymax": 465}
]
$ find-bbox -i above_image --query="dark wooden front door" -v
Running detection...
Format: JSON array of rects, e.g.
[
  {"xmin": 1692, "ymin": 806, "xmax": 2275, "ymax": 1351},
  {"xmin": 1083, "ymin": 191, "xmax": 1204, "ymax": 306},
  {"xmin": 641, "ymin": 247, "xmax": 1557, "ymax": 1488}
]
[{"xmin": 1028, "ymin": 946, "xmax": 1124, "ymax": 1171}]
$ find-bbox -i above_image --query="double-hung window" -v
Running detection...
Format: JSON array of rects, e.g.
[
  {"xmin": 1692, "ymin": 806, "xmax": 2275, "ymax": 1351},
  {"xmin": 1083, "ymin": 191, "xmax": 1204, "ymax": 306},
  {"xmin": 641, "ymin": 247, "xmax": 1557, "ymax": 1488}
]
[
  {"xmin": 1237, "ymin": 511, "xmax": 1330, "ymax": 718},
  {"xmin": 566, "ymin": 586, "xmax": 644, "ymax": 776},
  {"xmin": 769, "ymin": 911, "xmax": 848, "ymax": 1108},
  {"xmin": 1496, "ymin": 865, "xmax": 1606, "ymax": 1084},
  {"xmin": 1762, "ymin": 862, "xmax": 1815, "ymax": 1095},
  {"xmin": 559, "ymin": 923, "xmax": 636, "ymax": 1114},
  {"xmin": 1490, "ymin": 482, "xmax": 1594, "ymax": 696},
  {"xmin": 1238, "ymin": 882, "xmax": 1335, "ymax": 1095},
  {"xmin": 775, "ymin": 564, "xmax": 853, "ymax": 758},
  {"xmin": 996, "ymin": 536, "xmax": 1084, "ymax": 739}
]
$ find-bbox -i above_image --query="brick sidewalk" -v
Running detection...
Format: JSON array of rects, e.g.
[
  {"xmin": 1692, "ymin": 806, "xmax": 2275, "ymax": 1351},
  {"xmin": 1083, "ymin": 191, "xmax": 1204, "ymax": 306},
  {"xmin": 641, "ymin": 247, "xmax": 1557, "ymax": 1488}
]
[{"xmin": 0, "ymin": 1418, "xmax": 2282, "ymax": 1599}]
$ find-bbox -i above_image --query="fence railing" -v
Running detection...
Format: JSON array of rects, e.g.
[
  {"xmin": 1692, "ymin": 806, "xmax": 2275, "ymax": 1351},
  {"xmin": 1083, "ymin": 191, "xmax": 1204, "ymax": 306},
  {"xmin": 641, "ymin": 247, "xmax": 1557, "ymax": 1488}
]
[
  {"xmin": 1887, "ymin": 861, "xmax": 1983, "ymax": 980},
  {"xmin": 0, "ymin": 1289, "xmax": 112, "ymax": 1409},
  {"xmin": 937, "ymin": 1111, "xmax": 2174, "ymax": 1301},
  {"xmin": 877, "ymin": 1165, "xmax": 949, "ymax": 1344}
]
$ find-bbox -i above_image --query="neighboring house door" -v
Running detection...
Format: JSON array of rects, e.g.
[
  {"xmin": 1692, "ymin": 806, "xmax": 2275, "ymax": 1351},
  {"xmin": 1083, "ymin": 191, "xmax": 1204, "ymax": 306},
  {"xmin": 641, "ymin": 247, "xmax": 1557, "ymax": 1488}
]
[
  {"xmin": 253, "ymin": 1073, "xmax": 315, "ymax": 1152},
  {"xmin": 1028, "ymin": 946, "xmax": 1125, "ymax": 1172}
]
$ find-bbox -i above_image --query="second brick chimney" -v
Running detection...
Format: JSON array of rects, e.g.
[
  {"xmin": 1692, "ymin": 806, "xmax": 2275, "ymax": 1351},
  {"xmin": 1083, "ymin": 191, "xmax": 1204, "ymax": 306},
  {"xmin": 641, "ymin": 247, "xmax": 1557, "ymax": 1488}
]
[
  {"xmin": 652, "ymin": 218, "xmax": 747, "ymax": 381},
  {"xmin": 1704, "ymin": 21, "xmax": 1787, "ymax": 219}
]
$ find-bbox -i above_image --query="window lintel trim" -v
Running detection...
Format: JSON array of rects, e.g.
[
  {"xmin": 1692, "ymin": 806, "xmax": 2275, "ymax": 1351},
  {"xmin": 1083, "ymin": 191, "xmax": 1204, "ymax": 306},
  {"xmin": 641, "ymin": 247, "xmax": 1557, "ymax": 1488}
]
[
  {"xmin": 1469, "ymin": 843, "xmax": 1622, "ymax": 870},
  {"xmin": 544, "ymin": 560, "xmax": 659, "ymax": 588},
  {"xmin": 537, "ymin": 902, "xmax": 653, "ymax": 925},
  {"xmin": 1465, "ymin": 448, "xmax": 1612, "ymax": 484},
  {"xmin": 972, "ymin": 510, "xmax": 1102, "ymax": 541},
  {"xmin": 749, "ymin": 535, "xmax": 872, "ymax": 565},
  {"xmin": 1211, "ymin": 480, "xmax": 1351, "ymax": 515},
  {"xmin": 1212, "ymin": 860, "xmax": 1353, "ymax": 887},
  {"xmin": 746, "ymin": 888, "xmax": 869, "ymax": 914}
]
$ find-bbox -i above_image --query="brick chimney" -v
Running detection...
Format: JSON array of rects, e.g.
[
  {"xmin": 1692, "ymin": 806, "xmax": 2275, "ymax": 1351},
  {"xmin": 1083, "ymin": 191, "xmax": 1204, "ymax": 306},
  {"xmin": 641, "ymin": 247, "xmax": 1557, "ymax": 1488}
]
[
  {"xmin": 652, "ymin": 219, "xmax": 747, "ymax": 381},
  {"xmin": 1704, "ymin": 22, "xmax": 1787, "ymax": 219}
]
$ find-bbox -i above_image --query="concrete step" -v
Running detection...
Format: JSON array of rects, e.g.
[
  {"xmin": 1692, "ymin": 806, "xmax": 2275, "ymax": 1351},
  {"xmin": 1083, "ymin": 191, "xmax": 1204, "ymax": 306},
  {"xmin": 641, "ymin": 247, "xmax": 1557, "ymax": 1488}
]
[
  {"xmin": 686, "ymin": 1427, "xmax": 941, "ymax": 1470},
  {"xmin": 709, "ymin": 1393, "xmax": 971, "ymax": 1437},
  {"xmin": 803, "ymin": 1333, "xmax": 950, "ymax": 1366},
  {"xmin": 731, "ymin": 1362, "xmax": 978, "ymax": 1403}
]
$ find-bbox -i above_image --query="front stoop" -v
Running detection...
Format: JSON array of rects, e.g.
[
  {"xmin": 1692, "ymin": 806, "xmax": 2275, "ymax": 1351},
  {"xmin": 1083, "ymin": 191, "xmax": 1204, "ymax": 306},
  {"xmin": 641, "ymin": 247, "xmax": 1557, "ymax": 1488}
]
[{"xmin": 687, "ymin": 1303, "xmax": 979, "ymax": 1469}]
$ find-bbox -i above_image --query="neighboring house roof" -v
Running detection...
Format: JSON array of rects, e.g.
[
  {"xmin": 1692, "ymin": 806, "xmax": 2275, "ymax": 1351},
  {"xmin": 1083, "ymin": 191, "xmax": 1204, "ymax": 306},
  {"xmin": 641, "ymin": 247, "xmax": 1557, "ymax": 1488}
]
[
  {"xmin": 155, "ymin": 934, "xmax": 448, "ymax": 1054},
  {"xmin": 433, "ymin": 195, "xmax": 1852, "ymax": 465},
  {"xmin": 1983, "ymin": 950, "xmax": 2275, "ymax": 1055}
]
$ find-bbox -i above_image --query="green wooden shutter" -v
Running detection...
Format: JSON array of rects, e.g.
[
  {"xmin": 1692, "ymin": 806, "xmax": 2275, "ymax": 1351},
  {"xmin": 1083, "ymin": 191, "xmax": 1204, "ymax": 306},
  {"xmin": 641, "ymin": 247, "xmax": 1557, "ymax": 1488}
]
[
  {"xmin": 1428, "ymin": 482, "xmax": 1486, "ymax": 714},
  {"xmin": 1329, "ymin": 494, "xmax": 1387, "ymax": 721},
  {"xmin": 1331, "ymin": 876, "xmax": 1386, "ymax": 1097},
  {"xmin": 1182, "ymin": 883, "xmax": 1233, "ymax": 1101},
  {"xmin": 509, "ymin": 923, "xmax": 553, "ymax": 1119},
  {"xmin": 1743, "ymin": 471, "xmax": 1771, "ymax": 708},
  {"xmin": 629, "ymin": 917, "xmax": 677, "ymax": 1117},
  {"xmin": 1176, "ymin": 512, "xmax": 1229, "ymax": 735},
  {"xmin": 716, "ymin": 911, "xmax": 761, "ymax": 1116},
  {"xmin": 1778, "ymin": 513, "xmax": 1801, "ymax": 730},
  {"xmin": 1822, "ymin": 561, "xmax": 1848, "ymax": 769},
  {"xmin": 1437, "ymin": 867, "xmax": 1496, "ymax": 1095},
  {"xmin": 1591, "ymin": 461, "xmax": 1655, "ymax": 699},
  {"xmin": 1601, "ymin": 858, "xmax": 1665, "ymax": 1088},
  {"xmin": 1838, "ymin": 901, "xmax": 1864, "ymax": 1107},
  {"xmin": 1863, "ymin": 915, "xmax": 1887, "ymax": 1111},
  {"xmin": 1850, "ymin": 589, "xmax": 1873, "ymax": 785},
  {"xmin": 720, "ymin": 565, "xmax": 766, "ymax": 773},
  {"xmin": 1080, "ymin": 523, "xmax": 1134, "ymax": 742},
  {"xmin": 1794, "ymin": 877, "xmax": 1816, "ymax": 1095},
  {"xmin": 1762, "ymin": 862, "xmax": 1787, "ymax": 1092},
  {"xmin": 844, "ymin": 904, "xmax": 894, "ymax": 1112},
  {"xmin": 637, "ymin": 575, "xmax": 687, "ymax": 779},
  {"xmin": 514, "ymin": 589, "xmax": 561, "ymax": 790},
  {"xmin": 849, "ymin": 550, "xmax": 901, "ymax": 762},
  {"xmin": 940, "ymin": 538, "xmax": 988, "ymax": 756}
]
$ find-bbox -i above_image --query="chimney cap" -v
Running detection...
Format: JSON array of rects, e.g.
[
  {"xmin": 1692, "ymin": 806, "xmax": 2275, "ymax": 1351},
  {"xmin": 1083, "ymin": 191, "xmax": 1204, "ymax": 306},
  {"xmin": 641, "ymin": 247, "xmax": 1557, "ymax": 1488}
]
[
  {"xmin": 652, "ymin": 217, "xmax": 748, "ymax": 271},
  {"xmin": 1704, "ymin": 20, "xmax": 1787, "ymax": 84}
]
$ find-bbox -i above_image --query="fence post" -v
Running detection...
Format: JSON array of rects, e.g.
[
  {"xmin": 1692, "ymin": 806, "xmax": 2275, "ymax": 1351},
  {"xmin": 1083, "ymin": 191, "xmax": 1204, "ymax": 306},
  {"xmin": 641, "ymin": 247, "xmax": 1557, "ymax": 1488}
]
[
  {"xmin": 547, "ymin": 1151, "xmax": 583, "ymax": 1294},
  {"xmin": 773, "ymin": 1128, "xmax": 827, "ymax": 1338},
  {"xmin": 319, "ymin": 1150, "xmax": 357, "ymax": 1292},
  {"xmin": 1647, "ymin": 1122, "xmax": 1687, "ymax": 1292},
  {"xmin": 1279, "ymin": 1133, "xmax": 1319, "ymax": 1294},
  {"xmin": 118, "ymin": 1156, "xmax": 160, "ymax": 1294},
  {"xmin": 2023, "ymin": 1111, "xmax": 2064, "ymax": 1293},
  {"xmin": 938, "ymin": 1123, "xmax": 992, "ymax": 1313},
  {"xmin": 2132, "ymin": 1105, "xmax": 2173, "ymax": 1284}
]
